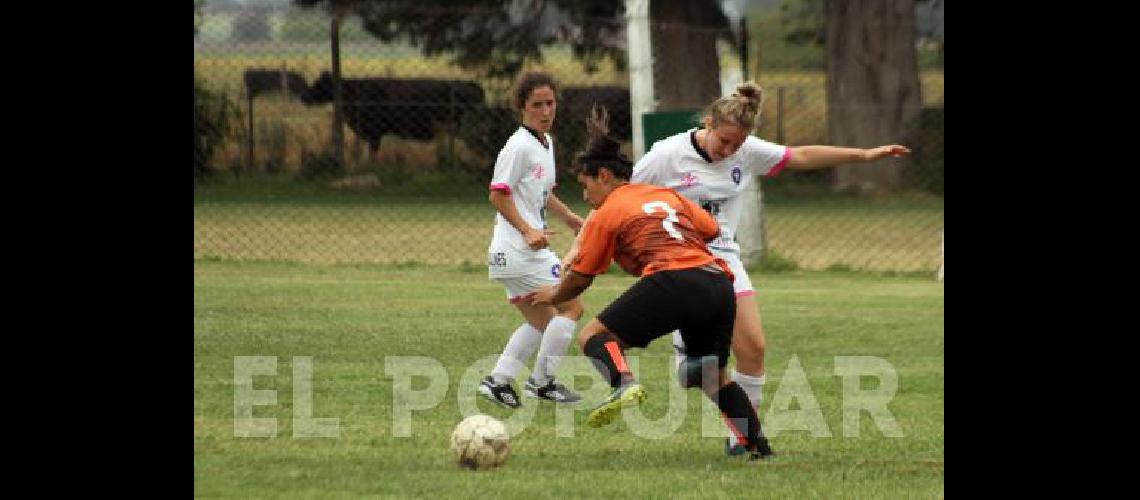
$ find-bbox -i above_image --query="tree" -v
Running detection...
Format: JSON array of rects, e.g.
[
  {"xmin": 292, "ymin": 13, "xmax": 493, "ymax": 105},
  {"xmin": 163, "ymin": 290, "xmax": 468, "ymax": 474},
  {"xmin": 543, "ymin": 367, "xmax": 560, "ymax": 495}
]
[
  {"xmin": 825, "ymin": 0, "xmax": 922, "ymax": 193},
  {"xmin": 295, "ymin": 1, "xmax": 733, "ymax": 94},
  {"xmin": 649, "ymin": 1, "xmax": 736, "ymax": 109}
]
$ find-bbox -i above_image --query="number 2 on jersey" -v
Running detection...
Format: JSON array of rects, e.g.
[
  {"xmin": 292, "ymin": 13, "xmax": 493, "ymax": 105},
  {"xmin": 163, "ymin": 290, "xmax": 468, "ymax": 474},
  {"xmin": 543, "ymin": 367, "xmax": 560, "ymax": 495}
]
[{"xmin": 642, "ymin": 201, "xmax": 683, "ymax": 240}]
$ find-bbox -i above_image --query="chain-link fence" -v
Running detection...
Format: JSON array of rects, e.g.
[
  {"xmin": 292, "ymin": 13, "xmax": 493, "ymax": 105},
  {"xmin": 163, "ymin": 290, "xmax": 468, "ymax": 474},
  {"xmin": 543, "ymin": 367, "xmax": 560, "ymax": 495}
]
[{"xmin": 194, "ymin": 1, "xmax": 944, "ymax": 274}]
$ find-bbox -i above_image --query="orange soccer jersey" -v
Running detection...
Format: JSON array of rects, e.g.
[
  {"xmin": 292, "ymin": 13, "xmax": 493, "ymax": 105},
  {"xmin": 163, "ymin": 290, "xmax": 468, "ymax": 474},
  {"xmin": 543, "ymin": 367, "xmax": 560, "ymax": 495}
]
[{"xmin": 571, "ymin": 183, "xmax": 733, "ymax": 279}]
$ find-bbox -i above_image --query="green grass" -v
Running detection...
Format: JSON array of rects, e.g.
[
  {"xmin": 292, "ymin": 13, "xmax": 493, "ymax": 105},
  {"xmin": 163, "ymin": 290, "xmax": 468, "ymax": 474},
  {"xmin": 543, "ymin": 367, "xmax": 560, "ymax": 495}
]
[
  {"xmin": 193, "ymin": 177, "xmax": 944, "ymax": 272},
  {"xmin": 194, "ymin": 260, "xmax": 943, "ymax": 498}
]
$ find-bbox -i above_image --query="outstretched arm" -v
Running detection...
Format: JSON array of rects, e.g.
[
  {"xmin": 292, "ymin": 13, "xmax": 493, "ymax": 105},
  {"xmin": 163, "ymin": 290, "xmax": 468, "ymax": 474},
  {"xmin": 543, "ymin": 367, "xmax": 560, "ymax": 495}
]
[{"xmin": 786, "ymin": 145, "xmax": 911, "ymax": 171}]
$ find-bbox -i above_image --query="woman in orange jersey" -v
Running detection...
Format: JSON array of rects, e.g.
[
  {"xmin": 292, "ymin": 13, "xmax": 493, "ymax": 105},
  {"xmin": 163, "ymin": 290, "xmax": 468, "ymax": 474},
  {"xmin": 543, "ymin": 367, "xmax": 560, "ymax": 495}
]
[{"xmin": 529, "ymin": 108, "xmax": 774, "ymax": 460}]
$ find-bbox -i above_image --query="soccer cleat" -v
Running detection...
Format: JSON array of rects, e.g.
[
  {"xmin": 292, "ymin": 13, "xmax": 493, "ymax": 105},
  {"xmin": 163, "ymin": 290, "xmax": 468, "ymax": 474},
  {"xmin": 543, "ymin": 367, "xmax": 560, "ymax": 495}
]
[
  {"xmin": 725, "ymin": 438, "xmax": 749, "ymax": 457},
  {"xmin": 478, "ymin": 376, "xmax": 522, "ymax": 409},
  {"xmin": 586, "ymin": 382, "xmax": 647, "ymax": 428},
  {"xmin": 748, "ymin": 436, "xmax": 776, "ymax": 460},
  {"xmin": 524, "ymin": 378, "xmax": 582, "ymax": 403},
  {"xmin": 727, "ymin": 436, "xmax": 776, "ymax": 459}
]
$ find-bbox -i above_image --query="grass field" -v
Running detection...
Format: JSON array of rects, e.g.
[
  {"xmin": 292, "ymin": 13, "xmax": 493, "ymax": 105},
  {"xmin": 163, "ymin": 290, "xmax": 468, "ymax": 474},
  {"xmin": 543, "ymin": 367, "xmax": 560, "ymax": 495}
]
[
  {"xmin": 194, "ymin": 260, "xmax": 943, "ymax": 498},
  {"xmin": 193, "ymin": 178, "xmax": 944, "ymax": 273}
]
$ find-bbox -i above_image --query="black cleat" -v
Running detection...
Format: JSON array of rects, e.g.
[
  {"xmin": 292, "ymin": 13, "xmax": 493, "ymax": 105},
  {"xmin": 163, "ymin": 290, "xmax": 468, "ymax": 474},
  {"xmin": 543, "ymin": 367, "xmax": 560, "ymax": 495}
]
[
  {"xmin": 748, "ymin": 436, "xmax": 776, "ymax": 460},
  {"xmin": 478, "ymin": 376, "xmax": 521, "ymax": 409},
  {"xmin": 523, "ymin": 377, "xmax": 582, "ymax": 403}
]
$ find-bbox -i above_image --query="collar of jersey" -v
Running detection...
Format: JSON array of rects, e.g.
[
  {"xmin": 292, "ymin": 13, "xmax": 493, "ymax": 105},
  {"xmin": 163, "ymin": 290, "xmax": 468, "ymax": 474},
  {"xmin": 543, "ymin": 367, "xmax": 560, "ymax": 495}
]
[
  {"xmin": 689, "ymin": 129, "xmax": 714, "ymax": 163},
  {"xmin": 521, "ymin": 125, "xmax": 550, "ymax": 150}
]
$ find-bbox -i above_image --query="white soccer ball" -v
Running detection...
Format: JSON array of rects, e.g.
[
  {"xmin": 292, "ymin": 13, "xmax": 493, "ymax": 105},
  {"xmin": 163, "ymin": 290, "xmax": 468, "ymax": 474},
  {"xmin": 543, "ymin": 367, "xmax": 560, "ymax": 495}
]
[{"xmin": 450, "ymin": 414, "xmax": 510, "ymax": 470}]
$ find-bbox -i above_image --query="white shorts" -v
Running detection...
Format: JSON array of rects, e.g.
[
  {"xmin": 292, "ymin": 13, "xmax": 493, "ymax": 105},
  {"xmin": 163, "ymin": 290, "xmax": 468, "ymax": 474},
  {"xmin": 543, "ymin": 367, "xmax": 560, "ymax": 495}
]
[
  {"xmin": 494, "ymin": 266, "xmax": 562, "ymax": 303},
  {"xmin": 712, "ymin": 250, "xmax": 755, "ymax": 298},
  {"xmin": 488, "ymin": 246, "xmax": 562, "ymax": 303}
]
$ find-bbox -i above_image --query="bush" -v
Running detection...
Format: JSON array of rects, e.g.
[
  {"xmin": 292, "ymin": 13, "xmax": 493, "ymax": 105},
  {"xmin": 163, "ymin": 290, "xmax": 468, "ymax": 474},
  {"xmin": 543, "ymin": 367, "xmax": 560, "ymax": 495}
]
[
  {"xmin": 753, "ymin": 250, "xmax": 800, "ymax": 273},
  {"xmin": 194, "ymin": 77, "xmax": 235, "ymax": 182},
  {"xmin": 297, "ymin": 150, "xmax": 344, "ymax": 181}
]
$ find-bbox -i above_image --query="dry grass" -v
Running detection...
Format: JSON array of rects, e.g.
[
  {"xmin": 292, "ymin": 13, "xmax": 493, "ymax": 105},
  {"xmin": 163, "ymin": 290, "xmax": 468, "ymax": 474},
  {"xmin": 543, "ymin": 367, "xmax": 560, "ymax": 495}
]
[
  {"xmin": 193, "ymin": 196, "xmax": 943, "ymax": 272},
  {"xmin": 196, "ymin": 50, "xmax": 944, "ymax": 174}
]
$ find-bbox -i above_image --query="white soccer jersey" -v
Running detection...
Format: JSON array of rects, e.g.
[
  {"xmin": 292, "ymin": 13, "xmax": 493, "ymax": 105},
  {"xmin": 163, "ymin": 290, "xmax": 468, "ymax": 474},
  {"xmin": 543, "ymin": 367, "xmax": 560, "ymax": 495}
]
[
  {"xmin": 632, "ymin": 128, "xmax": 790, "ymax": 256},
  {"xmin": 487, "ymin": 126, "xmax": 559, "ymax": 278}
]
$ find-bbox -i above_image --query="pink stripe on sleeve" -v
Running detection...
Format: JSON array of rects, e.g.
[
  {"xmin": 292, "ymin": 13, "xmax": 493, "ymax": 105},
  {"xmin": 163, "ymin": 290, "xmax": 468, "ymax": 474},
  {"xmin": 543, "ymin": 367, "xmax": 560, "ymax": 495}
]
[
  {"xmin": 489, "ymin": 183, "xmax": 512, "ymax": 194},
  {"xmin": 764, "ymin": 147, "xmax": 793, "ymax": 178}
]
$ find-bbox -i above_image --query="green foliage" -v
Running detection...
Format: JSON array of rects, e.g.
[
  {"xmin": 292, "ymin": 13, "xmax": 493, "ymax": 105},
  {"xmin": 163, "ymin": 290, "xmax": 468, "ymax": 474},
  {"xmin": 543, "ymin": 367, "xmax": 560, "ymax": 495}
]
[
  {"xmin": 194, "ymin": 77, "xmax": 236, "ymax": 181},
  {"xmin": 755, "ymin": 249, "xmax": 800, "ymax": 273},
  {"xmin": 296, "ymin": 150, "xmax": 345, "ymax": 180},
  {"xmin": 748, "ymin": 0, "xmax": 943, "ymax": 71},
  {"xmin": 294, "ymin": 0, "xmax": 633, "ymax": 79},
  {"xmin": 747, "ymin": 0, "xmax": 827, "ymax": 71}
]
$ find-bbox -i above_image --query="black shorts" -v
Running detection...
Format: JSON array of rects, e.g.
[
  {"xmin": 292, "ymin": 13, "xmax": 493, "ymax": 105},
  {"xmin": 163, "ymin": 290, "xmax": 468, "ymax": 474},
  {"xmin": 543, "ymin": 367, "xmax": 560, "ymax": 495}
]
[{"xmin": 596, "ymin": 266, "xmax": 736, "ymax": 368}]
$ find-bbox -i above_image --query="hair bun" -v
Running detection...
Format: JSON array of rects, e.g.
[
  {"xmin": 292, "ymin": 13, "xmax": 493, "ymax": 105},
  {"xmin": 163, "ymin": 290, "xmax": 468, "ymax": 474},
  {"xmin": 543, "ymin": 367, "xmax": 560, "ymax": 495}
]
[{"xmin": 734, "ymin": 83, "xmax": 762, "ymax": 104}]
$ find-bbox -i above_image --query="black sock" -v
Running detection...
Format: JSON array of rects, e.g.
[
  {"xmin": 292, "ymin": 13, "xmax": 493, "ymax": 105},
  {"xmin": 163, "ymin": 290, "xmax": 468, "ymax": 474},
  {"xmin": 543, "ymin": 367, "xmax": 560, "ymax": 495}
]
[
  {"xmin": 582, "ymin": 332, "xmax": 635, "ymax": 389},
  {"xmin": 713, "ymin": 382, "xmax": 765, "ymax": 451}
]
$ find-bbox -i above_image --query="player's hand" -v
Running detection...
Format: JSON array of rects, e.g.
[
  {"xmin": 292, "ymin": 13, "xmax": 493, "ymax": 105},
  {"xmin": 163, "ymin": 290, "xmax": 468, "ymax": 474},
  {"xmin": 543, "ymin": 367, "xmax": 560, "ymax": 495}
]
[
  {"xmin": 528, "ymin": 285, "xmax": 557, "ymax": 306},
  {"xmin": 560, "ymin": 248, "xmax": 578, "ymax": 276},
  {"xmin": 866, "ymin": 145, "xmax": 911, "ymax": 160},
  {"xmin": 566, "ymin": 215, "xmax": 584, "ymax": 235},
  {"xmin": 523, "ymin": 228, "xmax": 549, "ymax": 250}
]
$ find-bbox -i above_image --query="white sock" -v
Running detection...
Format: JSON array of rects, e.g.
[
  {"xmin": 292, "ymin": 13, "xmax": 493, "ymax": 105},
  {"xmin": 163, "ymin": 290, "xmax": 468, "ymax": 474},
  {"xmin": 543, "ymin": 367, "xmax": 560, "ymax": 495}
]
[
  {"xmin": 672, "ymin": 330, "xmax": 687, "ymax": 387},
  {"xmin": 731, "ymin": 369, "xmax": 767, "ymax": 409},
  {"xmin": 531, "ymin": 316, "xmax": 577, "ymax": 385},
  {"xmin": 490, "ymin": 323, "xmax": 542, "ymax": 384}
]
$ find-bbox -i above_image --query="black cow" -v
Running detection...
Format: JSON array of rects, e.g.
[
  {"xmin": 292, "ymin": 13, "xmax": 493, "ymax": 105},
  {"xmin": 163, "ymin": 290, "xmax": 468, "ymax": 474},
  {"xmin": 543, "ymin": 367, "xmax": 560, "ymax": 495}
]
[
  {"xmin": 558, "ymin": 86, "xmax": 632, "ymax": 141},
  {"xmin": 300, "ymin": 71, "xmax": 485, "ymax": 158},
  {"xmin": 243, "ymin": 69, "xmax": 307, "ymax": 99}
]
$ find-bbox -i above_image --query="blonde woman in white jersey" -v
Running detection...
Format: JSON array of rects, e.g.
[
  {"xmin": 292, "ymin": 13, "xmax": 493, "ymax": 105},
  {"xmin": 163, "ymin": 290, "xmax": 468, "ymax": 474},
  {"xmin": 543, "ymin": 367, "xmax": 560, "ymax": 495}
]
[
  {"xmin": 481, "ymin": 72, "xmax": 586, "ymax": 408},
  {"xmin": 566, "ymin": 83, "xmax": 910, "ymax": 453}
]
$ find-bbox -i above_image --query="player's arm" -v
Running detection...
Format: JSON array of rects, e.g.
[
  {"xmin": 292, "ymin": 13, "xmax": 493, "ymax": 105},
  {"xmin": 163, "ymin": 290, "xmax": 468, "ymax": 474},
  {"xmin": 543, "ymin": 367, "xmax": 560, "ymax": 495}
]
[
  {"xmin": 786, "ymin": 145, "xmax": 911, "ymax": 171},
  {"xmin": 533, "ymin": 210, "xmax": 613, "ymax": 306},
  {"xmin": 561, "ymin": 209, "xmax": 596, "ymax": 273},
  {"xmin": 545, "ymin": 194, "xmax": 584, "ymax": 234},
  {"xmin": 533, "ymin": 270, "xmax": 594, "ymax": 306},
  {"xmin": 489, "ymin": 190, "xmax": 548, "ymax": 250}
]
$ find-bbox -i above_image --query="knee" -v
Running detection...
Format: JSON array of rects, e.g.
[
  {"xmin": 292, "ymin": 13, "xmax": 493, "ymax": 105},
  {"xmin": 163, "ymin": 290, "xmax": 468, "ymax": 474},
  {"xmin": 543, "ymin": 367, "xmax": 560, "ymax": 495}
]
[{"xmin": 577, "ymin": 328, "xmax": 596, "ymax": 349}]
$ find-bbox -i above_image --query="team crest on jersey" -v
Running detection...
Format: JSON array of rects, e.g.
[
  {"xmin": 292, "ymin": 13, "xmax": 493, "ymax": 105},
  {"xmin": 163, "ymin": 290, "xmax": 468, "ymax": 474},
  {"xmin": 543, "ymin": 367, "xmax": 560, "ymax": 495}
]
[
  {"xmin": 532, "ymin": 164, "xmax": 546, "ymax": 179},
  {"xmin": 731, "ymin": 165, "xmax": 742, "ymax": 185},
  {"xmin": 551, "ymin": 263, "xmax": 561, "ymax": 278},
  {"xmin": 681, "ymin": 172, "xmax": 700, "ymax": 187}
]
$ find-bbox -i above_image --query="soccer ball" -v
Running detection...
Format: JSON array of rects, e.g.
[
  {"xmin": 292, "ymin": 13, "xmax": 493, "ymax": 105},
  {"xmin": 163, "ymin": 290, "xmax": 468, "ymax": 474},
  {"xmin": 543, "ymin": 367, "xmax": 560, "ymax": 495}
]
[{"xmin": 450, "ymin": 414, "xmax": 510, "ymax": 470}]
